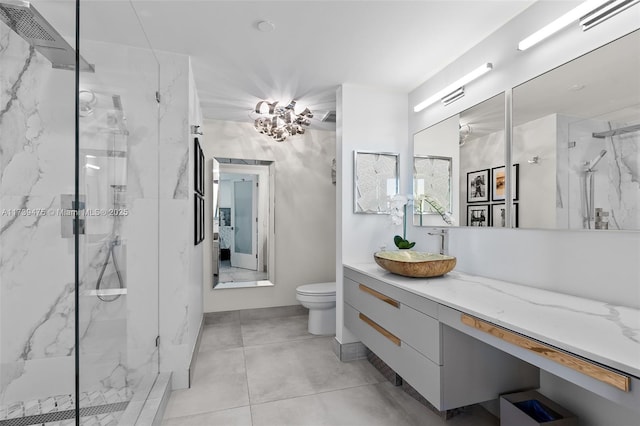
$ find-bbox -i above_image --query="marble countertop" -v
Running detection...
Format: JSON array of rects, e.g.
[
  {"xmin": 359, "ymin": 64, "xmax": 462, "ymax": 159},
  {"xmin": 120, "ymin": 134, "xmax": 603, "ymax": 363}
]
[{"xmin": 344, "ymin": 263, "xmax": 640, "ymax": 379}]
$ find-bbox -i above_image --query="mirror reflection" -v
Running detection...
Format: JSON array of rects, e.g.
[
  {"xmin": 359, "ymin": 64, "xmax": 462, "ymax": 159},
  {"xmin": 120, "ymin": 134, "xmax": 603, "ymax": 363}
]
[
  {"xmin": 212, "ymin": 158, "xmax": 275, "ymax": 289},
  {"xmin": 413, "ymin": 93, "xmax": 506, "ymax": 227},
  {"xmin": 513, "ymin": 30, "xmax": 640, "ymax": 230}
]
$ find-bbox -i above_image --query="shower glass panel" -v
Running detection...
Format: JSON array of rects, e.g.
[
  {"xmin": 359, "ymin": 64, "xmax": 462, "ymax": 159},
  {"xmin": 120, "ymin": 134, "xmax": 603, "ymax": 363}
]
[
  {"xmin": 0, "ymin": 0, "xmax": 78, "ymax": 424},
  {"xmin": 566, "ymin": 110, "xmax": 640, "ymax": 230},
  {"xmin": 77, "ymin": 0, "xmax": 160, "ymax": 424}
]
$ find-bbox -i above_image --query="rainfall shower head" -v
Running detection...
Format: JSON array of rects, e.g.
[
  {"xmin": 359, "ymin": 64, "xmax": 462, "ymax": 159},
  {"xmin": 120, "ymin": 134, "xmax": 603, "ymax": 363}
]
[
  {"xmin": 587, "ymin": 150, "xmax": 607, "ymax": 171},
  {"xmin": 0, "ymin": 0, "xmax": 94, "ymax": 72}
]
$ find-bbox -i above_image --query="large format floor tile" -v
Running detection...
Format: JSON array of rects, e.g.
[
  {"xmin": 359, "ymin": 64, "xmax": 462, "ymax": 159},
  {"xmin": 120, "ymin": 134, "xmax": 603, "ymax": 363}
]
[
  {"xmin": 162, "ymin": 406, "xmax": 253, "ymax": 426},
  {"xmin": 199, "ymin": 322, "xmax": 243, "ymax": 352},
  {"xmin": 164, "ymin": 308, "xmax": 499, "ymax": 425},
  {"xmin": 241, "ymin": 315, "xmax": 315, "ymax": 346},
  {"xmin": 163, "ymin": 347, "xmax": 250, "ymax": 419},
  {"xmin": 244, "ymin": 337, "xmax": 385, "ymax": 404},
  {"xmin": 251, "ymin": 382, "xmax": 498, "ymax": 426}
]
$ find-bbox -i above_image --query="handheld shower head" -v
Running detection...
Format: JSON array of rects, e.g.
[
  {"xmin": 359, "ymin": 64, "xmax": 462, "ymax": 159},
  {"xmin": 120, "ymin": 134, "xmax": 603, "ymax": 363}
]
[{"xmin": 587, "ymin": 150, "xmax": 607, "ymax": 171}]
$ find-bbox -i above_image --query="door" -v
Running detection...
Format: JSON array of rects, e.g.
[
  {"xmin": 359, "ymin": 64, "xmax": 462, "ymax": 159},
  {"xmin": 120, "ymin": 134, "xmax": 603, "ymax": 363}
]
[{"xmin": 231, "ymin": 176, "xmax": 258, "ymax": 270}]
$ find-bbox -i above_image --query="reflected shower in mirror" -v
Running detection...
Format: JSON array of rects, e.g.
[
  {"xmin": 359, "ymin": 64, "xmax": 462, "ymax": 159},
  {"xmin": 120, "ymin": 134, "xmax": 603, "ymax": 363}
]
[
  {"xmin": 413, "ymin": 93, "xmax": 506, "ymax": 227},
  {"xmin": 513, "ymin": 30, "xmax": 640, "ymax": 230},
  {"xmin": 212, "ymin": 158, "xmax": 275, "ymax": 289}
]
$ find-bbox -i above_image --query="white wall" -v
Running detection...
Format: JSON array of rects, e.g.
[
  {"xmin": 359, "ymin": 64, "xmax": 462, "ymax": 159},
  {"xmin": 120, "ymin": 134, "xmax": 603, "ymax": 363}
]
[
  {"xmin": 201, "ymin": 120, "xmax": 336, "ymax": 312},
  {"xmin": 406, "ymin": 1, "xmax": 640, "ymax": 423},
  {"xmin": 158, "ymin": 54, "xmax": 203, "ymax": 390},
  {"xmin": 336, "ymin": 84, "xmax": 408, "ymax": 343}
]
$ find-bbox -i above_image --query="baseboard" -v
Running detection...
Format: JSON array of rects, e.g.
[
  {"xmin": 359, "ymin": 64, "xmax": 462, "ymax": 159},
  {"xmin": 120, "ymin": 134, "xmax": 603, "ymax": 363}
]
[
  {"xmin": 332, "ymin": 338, "xmax": 368, "ymax": 361},
  {"xmin": 188, "ymin": 315, "xmax": 205, "ymax": 387},
  {"xmin": 204, "ymin": 304, "xmax": 307, "ymax": 325}
]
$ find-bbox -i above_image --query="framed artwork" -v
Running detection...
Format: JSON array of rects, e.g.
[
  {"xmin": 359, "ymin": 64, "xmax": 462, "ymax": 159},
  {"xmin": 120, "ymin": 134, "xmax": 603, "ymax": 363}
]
[
  {"xmin": 354, "ymin": 151, "xmax": 399, "ymax": 214},
  {"xmin": 467, "ymin": 204, "xmax": 489, "ymax": 227},
  {"xmin": 199, "ymin": 194, "xmax": 205, "ymax": 243},
  {"xmin": 194, "ymin": 138, "xmax": 204, "ymax": 196},
  {"xmin": 413, "ymin": 155, "xmax": 452, "ymax": 215},
  {"xmin": 490, "ymin": 203, "xmax": 519, "ymax": 228},
  {"xmin": 195, "ymin": 194, "xmax": 205, "ymax": 245},
  {"xmin": 491, "ymin": 164, "xmax": 519, "ymax": 201},
  {"xmin": 467, "ymin": 169, "xmax": 489, "ymax": 203}
]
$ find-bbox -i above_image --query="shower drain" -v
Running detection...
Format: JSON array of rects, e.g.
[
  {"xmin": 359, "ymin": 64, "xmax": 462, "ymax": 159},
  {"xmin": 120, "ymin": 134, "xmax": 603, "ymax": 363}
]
[{"xmin": 0, "ymin": 401, "xmax": 128, "ymax": 426}]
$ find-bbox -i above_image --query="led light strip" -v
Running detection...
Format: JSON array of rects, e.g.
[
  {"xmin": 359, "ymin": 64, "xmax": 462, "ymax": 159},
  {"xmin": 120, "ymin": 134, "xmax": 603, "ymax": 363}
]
[{"xmin": 413, "ymin": 63, "xmax": 493, "ymax": 112}]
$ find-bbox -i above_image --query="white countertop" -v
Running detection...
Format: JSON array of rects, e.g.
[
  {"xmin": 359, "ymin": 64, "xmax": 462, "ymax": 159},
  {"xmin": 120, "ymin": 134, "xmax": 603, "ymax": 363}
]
[{"xmin": 344, "ymin": 263, "xmax": 640, "ymax": 379}]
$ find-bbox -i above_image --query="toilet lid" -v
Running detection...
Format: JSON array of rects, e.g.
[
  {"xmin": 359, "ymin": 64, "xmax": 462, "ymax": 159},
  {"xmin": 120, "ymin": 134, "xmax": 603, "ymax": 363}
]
[{"xmin": 297, "ymin": 282, "xmax": 336, "ymax": 296}]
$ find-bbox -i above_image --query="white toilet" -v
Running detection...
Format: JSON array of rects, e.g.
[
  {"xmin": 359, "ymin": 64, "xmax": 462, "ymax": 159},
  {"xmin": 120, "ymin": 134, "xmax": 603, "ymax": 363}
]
[{"xmin": 296, "ymin": 282, "xmax": 336, "ymax": 335}]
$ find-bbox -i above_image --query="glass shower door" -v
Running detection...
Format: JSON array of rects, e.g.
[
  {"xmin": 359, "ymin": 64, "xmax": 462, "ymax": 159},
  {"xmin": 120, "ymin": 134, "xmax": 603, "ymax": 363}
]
[{"xmin": 77, "ymin": 1, "xmax": 160, "ymax": 424}]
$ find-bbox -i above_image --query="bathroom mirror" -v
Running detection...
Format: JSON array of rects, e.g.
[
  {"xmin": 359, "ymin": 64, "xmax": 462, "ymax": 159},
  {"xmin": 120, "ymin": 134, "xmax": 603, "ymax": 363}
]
[
  {"xmin": 512, "ymin": 30, "xmax": 640, "ymax": 231},
  {"xmin": 413, "ymin": 93, "xmax": 506, "ymax": 227},
  {"xmin": 212, "ymin": 158, "xmax": 275, "ymax": 289}
]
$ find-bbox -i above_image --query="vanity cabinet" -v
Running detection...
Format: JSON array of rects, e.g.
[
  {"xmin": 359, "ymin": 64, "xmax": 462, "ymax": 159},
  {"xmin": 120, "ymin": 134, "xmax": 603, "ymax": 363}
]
[{"xmin": 344, "ymin": 267, "xmax": 539, "ymax": 411}]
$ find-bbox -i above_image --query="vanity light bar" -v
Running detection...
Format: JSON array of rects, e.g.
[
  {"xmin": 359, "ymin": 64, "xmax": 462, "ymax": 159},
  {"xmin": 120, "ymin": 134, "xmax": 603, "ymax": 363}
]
[
  {"xmin": 413, "ymin": 63, "xmax": 493, "ymax": 112},
  {"xmin": 441, "ymin": 87, "xmax": 465, "ymax": 106},
  {"xmin": 580, "ymin": 0, "xmax": 640, "ymax": 31},
  {"xmin": 517, "ymin": 0, "xmax": 610, "ymax": 51}
]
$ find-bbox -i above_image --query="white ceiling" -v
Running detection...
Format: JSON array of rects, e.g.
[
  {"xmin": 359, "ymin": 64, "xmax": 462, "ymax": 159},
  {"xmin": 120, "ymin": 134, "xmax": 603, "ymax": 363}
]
[{"xmin": 33, "ymin": 0, "xmax": 536, "ymax": 128}]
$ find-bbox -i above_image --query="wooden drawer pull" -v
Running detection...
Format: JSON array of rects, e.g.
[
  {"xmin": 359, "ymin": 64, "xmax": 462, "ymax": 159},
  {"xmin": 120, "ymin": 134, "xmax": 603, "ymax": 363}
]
[
  {"xmin": 359, "ymin": 284, "xmax": 399, "ymax": 308},
  {"xmin": 359, "ymin": 313, "xmax": 401, "ymax": 346},
  {"xmin": 461, "ymin": 314, "xmax": 630, "ymax": 392}
]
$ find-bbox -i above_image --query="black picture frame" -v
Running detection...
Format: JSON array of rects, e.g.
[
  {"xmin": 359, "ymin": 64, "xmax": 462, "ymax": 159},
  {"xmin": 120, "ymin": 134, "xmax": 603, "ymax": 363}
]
[
  {"xmin": 467, "ymin": 204, "xmax": 489, "ymax": 227},
  {"xmin": 467, "ymin": 169, "xmax": 489, "ymax": 203},
  {"xmin": 194, "ymin": 138, "xmax": 204, "ymax": 196},
  {"xmin": 194, "ymin": 194, "xmax": 200, "ymax": 245},
  {"xmin": 194, "ymin": 193, "xmax": 205, "ymax": 245},
  {"xmin": 491, "ymin": 164, "xmax": 519, "ymax": 201},
  {"xmin": 490, "ymin": 203, "xmax": 519, "ymax": 228}
]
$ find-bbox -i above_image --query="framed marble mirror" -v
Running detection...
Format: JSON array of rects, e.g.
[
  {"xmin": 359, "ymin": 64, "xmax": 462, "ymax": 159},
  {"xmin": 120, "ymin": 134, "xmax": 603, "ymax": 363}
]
[
  {"xmin": 512, "ymin": 30, "xmax": 640, "ymax": 231},
  {"xmin": 413, "ymin": 93, "xmax": 506, "ymax": 227}
]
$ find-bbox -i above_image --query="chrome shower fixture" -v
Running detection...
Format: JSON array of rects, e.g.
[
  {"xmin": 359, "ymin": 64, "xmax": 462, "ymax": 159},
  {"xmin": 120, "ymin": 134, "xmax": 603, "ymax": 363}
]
[
  {"xmin": 0, "ymin": 0, "xmax": 94, "ymax": 72},
  {"xmin": 586, "ymin": 149, "xmax": 607, "ymax": 171}
]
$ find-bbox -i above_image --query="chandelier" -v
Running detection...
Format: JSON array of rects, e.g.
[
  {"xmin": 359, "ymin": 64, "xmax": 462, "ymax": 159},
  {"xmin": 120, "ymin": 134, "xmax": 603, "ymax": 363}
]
[{"xmin": 253, "ymin": 100, "xmax": 313, "ymax": 142}]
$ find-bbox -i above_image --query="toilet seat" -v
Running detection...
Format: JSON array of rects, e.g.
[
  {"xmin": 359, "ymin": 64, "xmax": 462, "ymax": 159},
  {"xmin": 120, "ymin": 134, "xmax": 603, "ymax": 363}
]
[{"xmin": 296, "ymin": 282, "xmax": 336, "ymax": 296}]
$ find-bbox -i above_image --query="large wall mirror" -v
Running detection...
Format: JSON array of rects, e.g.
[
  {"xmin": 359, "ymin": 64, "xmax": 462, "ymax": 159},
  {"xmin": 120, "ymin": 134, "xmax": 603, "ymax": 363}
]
[
  {"xmin": 414, "ymin": 93, "xmax": 506, "ymax": 227},
  {"xmin": 212, "ymin": 158, "xmax": 275, "ymax": 289},
  {"xmin": 414, "ymin": 30, "xmax": 640, "ymax": 231},
  {"xmin": 513, "ymin": 30, "xmax": 639, "ymax": 231}
]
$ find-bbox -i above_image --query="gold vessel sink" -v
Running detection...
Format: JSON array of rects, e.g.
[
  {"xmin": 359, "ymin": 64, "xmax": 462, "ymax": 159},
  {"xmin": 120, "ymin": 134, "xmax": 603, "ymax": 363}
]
[{"xmin": 374, "ymin": 251, "xmax": 456, "ymax": 278}]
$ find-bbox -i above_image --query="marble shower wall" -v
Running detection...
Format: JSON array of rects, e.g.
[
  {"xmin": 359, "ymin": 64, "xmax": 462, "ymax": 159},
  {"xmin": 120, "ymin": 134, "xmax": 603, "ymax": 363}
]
[
  {"xmin": 1, "ymin": 27, "xmax": 76, "ymax": 405},
  {"xmin": 565, "ymin": 116, "xmax": 640, "ymax": 230}
]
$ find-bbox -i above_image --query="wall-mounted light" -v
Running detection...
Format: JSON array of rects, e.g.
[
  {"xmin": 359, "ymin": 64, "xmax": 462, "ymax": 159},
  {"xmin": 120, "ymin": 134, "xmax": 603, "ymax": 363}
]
[
  {"xmin": 413, "ymin": 63, "xmax": 493, "ymax": 112},
  {"xmin": 518, "ymin": 0, "xmax": 638, "ymax": 51},
  {"xmin": 580, "ymin": 0, "xmax": 640, "ymax": 31}
]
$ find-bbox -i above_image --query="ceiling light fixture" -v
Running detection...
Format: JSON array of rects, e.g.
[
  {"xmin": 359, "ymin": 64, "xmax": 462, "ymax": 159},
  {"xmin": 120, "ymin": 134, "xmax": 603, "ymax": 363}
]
[
  {"xmin": 517, "ymin": 0, "xmax": 626, "ymax": 51},
  {"xmin": 253, "ymin": 100, "xmax": 313, "ymax": 142},
  {"xmin": 580, "ymin": 0, "xmax": 640, "ymax": 31},
  {"xmin": 413, "ymin": 63, "xmax": 493, "ymax": 113}
]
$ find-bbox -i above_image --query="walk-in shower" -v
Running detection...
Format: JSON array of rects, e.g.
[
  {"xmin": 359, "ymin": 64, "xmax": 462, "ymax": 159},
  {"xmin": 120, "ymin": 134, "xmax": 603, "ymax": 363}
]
[{"xmin": 1, "ymin": 1, "xmax": 160, "ymax": 425}]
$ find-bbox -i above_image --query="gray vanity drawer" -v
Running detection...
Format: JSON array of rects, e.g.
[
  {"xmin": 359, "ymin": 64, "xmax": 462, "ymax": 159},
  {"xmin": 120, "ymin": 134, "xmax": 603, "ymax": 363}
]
[
  {"xmin": 344, "ymin": 302, "xmax": 442, "ymax": 408},
  {"xmin": 344, "ymin": 276, "xmax": 441, "ymax": 364},
  {"xmin": 344, "ymin": 267, "xmax": 439, "ymax": 318}
]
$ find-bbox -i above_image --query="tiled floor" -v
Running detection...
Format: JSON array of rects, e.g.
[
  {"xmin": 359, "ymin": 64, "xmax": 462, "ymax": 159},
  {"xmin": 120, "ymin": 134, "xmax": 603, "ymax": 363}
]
[
  {"xmin": 162, "ymin": 310, "xmax": 499, "ymax": 426},
  {"xmin": 218, "ymin": 260, "xmax": 268, "ymax": 284}
]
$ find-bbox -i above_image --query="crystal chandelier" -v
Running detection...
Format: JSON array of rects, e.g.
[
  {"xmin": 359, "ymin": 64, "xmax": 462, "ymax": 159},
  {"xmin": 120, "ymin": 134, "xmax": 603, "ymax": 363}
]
[{"xmin": 253, "ymin": 100, "xmax": 313, "ymax": 142}]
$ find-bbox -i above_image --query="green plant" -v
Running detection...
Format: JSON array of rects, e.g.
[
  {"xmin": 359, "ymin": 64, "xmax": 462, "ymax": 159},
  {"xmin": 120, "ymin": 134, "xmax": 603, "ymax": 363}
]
[{"xmin": 394, "ymin": 235, "xmax": 415, "ymax": 249}]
